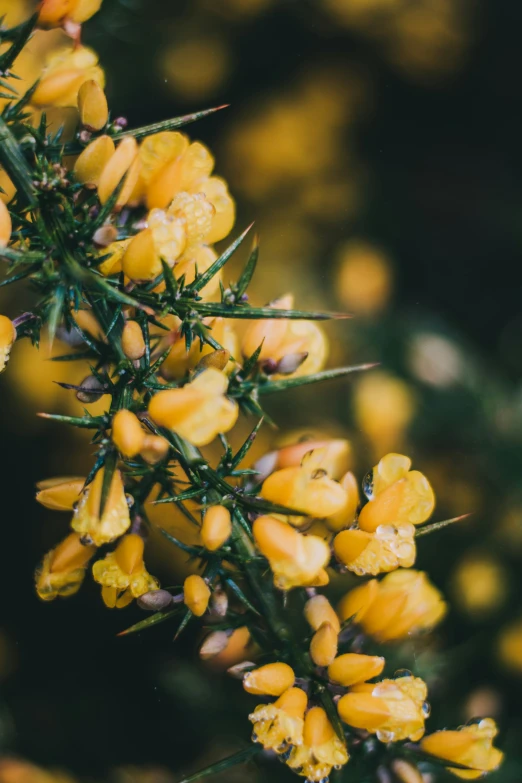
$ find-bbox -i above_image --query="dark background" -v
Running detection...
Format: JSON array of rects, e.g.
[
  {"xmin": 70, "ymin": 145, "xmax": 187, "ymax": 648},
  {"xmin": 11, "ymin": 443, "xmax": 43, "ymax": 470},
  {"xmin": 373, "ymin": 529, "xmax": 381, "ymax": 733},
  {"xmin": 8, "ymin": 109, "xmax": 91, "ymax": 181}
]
[{"xmin": 1, "ymin": 0, "xmax": 522, "ymax": 780}]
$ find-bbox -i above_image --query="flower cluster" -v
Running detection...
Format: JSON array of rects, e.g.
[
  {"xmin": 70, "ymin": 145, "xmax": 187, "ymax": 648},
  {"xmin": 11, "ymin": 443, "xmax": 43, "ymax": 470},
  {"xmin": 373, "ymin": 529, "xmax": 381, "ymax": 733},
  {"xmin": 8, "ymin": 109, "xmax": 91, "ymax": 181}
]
[{"xmin": 0, "ymin": 6, "xmax": 504, "ymax": 783}]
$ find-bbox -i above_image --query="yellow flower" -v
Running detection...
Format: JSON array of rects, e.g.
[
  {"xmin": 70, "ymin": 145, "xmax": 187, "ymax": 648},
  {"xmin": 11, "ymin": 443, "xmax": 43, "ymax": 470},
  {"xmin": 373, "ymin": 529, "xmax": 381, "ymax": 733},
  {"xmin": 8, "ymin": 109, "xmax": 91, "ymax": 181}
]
[
  {"xmin": 452, "ymin": 556, "xmax": 507, "ymax": 617},
  {"xmin": 241, "ymin": 294, "xmax": 327, "ymax": 378},
  {"xmin": 304, "ymin": 595, "xmax": 340, "ymax": 633},
  {"xmin": 336, "ymin": 239, "xmax": 393, "ymax": 316},
  {"xmin": 36, "ymin": 476, "xmax": 84, "ymax": 510},
  {"xmin": 287, "ymin": 706, "xmax": 349, "ymax": 781},
  {"xmin": 310, "ymin": 622, "xmax": 338, "ymax": 667},
  {"xmin": 137, "ymin": 132, "xmax": 235, "ymax": 241},
  {"xmin": 354, "ymin": 372, "xmax": 416, "ymax": 454},
  {"xmin": 38, "ymin": 0, "xmax": 102, "ymax": 27},
  {"xmin": 333, "ymin": 522, "xmax": 416, "ymax": 576},
  {"xmin": 158, "ymin": 317, "xmax": 237, "ymax": 380},
  {"xmin": 358, "ymin": 453, "xmax": 435, "ymax": 533},
  {"xmin": 32, "ymin": 45, "xmax": 105, "ymax": 107},
  {"xmin": 275, "ymin": 438, "xmax": 352, "ymax": 480},
  {"xmin": 328, "ymin": 653, "xmax": 385, "ymax": 687},
  {"xmin": 121, "ymin": 320, "xmax": 146, "ymax": 361},
  {"xmin": 35, "ymin": 532, "xmax": 96, "ymax": 601},
  {"xmin": 497, "ymin": 618, "xmax": 522, "ymax": 674},
  {"xmin": 249, "ymin": 687, "xmax": 307, "ymax": 753},
  {"xmin": 111, "ymin": 409, "xmax": 145, "ymax": 458},
  {"xmin": 148, "ymin": 368, "xmax": 238, "ymax": 446},
  {"xmin": 97, "ymin": 238, "xmax": 129, "ymax": 275},
  {"xmin": 253, "ymin": 515, "xmax": 330, "ymax": 590},
  {"xmin": 325, "ymin": 471, "xmax": 359, "ymax": 532},
  {"xmin": 0, "ymin": 199, "xmax": 12, "ymax": 247},
  {"xmin": 420, "ymin": 719, "xmax": 503, "ymax": 780},
  {"xmin": 73, "ymin": 135, "xmax": 115, "ymax": 189},
  {"xmin": 183, "ymin": 574, "xmax": 211, "ymax": 616},
  {"xmin": 243, "ymin": 662, "xmax": 295, "ymax": 696},
  {"xmin": 92, "ymin": 533, "xmax": 159, "ymax": 608},
  {"xmin": 71, "ymin": 467, "xmax": 130, "ymax": 546},
  {"xmin": 201, "ymin": 505, "xmax": 232, "ymax": 551},
  {"xmin": 0, "ymin": 315, "xmax": 16, "ymax": 372},
  {"xmin": 260, "ymin": 450, "xmax": 348, "ymax": 523},
  {"xmin": 77, "ymin": 78, "xmax": 108, "ymax": 131},
  {"xmin": 337, "ymin": 569, "xmax": 446, "ymax": 642},
  {"xmin": 140, "ymin": 434, "xmax": 170, "ymax": 465},
  {"xmin": 97, "ymin": 137, "xmax": 140, "ymax": 209},
  {"xmin": 338, "ymin": 675, "xmax": 428, "ymax": 742}
]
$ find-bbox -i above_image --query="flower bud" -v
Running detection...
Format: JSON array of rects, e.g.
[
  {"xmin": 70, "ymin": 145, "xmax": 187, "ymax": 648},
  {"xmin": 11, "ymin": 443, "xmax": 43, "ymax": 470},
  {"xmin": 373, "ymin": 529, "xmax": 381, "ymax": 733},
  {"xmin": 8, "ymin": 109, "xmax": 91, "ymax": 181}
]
[
  {"xmin": 140, "ymin": 435, "xmax": 170, "ymax": 464},
  {"xmin": 137, "ymin": 589, "xmax": 173, "ymax": 611},
  {"xmin": 98, "ymin": 136, "xmax": 140, "ymax": 208},
  {"xmin": 243, "ymin": 662, "xmax": 295, "ymax": 696},
  {"xmin": 76, "ymin": 374, "xmax": 106, "ymax": 403},
  {"xmin": 184, "ymin": 574, "xmax": 210, "ymax": 616},
  {"xmin": 0, "ymin": 315, "xmax": 16, "ymax": 372},
  {"xmin": 390, "ymin": 760, "xmax": 423, "ymax": 783},
  {"xmin": 304, "ymin": 595, "xmax": 340, "ymax": 633},
  {"xmin": 201, "ymin": 505, "xmax": 232, "ymax": 551},
  {"xmin": 121, "ymin": 320, "xmax": 146, "ymax": 360},
  {"xmin": 36, "ymin": 476, "xmax": 84, "ymax": 511},
  {"xmin": 195, "ymin": 349, "xmax": 231, "ymax": 373},
  {"xmin": 74, "ymin": 135, "xmax": 115, "ymax": 188},
  {"xmin": 93, "ymin": 224, "xmax": 118, "ymax": 248},
  {"xmin": 77, "ymin": 79, "xmax": 108, "ymax": 131},
  {"xmin": 0, "ymin": 199, "xmax": 12, "ymax": 248},
  {"xmin": 210, "ymin": 587, "xmax": 229, "ymax": 617},
  {"xmin": 310, "ymin": 622, "xmax": 338, "ymax": 667},
  {"xmin": 199, "ymin": 630, "xmax": 231, "ymax": 660},
  {"xmin": 328, "ymin": 653, "xmax": 385, "ymax": 687},
  {"xmin": 112, "ymin": 409, "xmax": 145, "ymax": 458},
  {"xmin": 273, "ymin": 351, "xmax": 309, "ymax": 375}
]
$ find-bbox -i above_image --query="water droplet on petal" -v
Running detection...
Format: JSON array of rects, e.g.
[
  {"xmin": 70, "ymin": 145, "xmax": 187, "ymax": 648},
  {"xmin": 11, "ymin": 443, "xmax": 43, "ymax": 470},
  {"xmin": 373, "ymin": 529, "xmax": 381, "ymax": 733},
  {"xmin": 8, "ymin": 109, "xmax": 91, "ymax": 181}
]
[
  {"xmin": 422, "ymin": 701, "xmax": 431, "ymax": 717},
  {"xmin": 362, "ymin": 469, "xmax": 374, "ymax": 500},
  {"xmin": 394, "ymin": 668, "xmax": 412, "ymax": 679}
]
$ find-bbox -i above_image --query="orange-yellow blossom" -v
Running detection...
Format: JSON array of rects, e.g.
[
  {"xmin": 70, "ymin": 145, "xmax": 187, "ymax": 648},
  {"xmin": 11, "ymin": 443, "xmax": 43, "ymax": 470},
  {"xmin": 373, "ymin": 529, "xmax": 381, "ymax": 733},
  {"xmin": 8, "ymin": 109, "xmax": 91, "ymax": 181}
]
[
  {"xmin": 333, "ymin": 521, "xmax": 416, "ymax": 576},
  {"xmin": 242, "ymin": 294, "xmax": 327, "ymax": 378},
  {"xmin": 36, "ymin": 476, "xmax": 84, "ymax": 510},
  {"xmin": 261, "ymin": 450, "xmax": 348, "ymax": 524},
  {"xmin": 121, "ymin": 320, "xmax": 146, "ymax": 360},
  {"xmin": 71, "ymin": 467, "xmax": 130, "ymax": 546},
  {"xmin": 184, "ymin": 574, "xmax": 210, "ymax": 616},
  {"xmin": 77, "ymin": 79, "xmax": 108, "ymax": 131},
  {"xmin": 337, "ymin": 570, "xmax": 447, "ymax": 642},
  {"xmin": 0, "ymin": 315, "xmax": 16, "ymax": 372},
  {"xmin": 253, "ymin": 515, "xmax": 330, "ymax": 590},
  {"xmin": 32, "ymin": 45, "xmax": 104, "ymax": 107},
  {"xmin": 243, "ymin": 662, "xmax": 295, "ymax": 696},
  {"xmin": 420, "ymin": 718, "xmax": 503, "ymax": 780},
  {"xmin": 92, "ymin": 533, "xmax": 159, "ymax": 608},
  {"xmin": 38, "ymin": 0, "xmax": 102, "ymax": 27},
  {"xmin": 275, "ymin": 438, "xmax": 351, "ymax": 479},
  {"xmin": 148, "ymin": 368, "xmax": 238, "ymax": 446},
  {"xmin": 74, "ymin": 135, "xmax": 115, "ymax": 188},
  {"xmin": 338, "ymin": 675, "xmax": 428, "ymax": 742},
  {"xmin": 359, "ymin": 453, "xmax": 435, "ymax": 533},
  {"xmin": 327, "ymin": 471, "xmax": 359, "ymax": 531},
  {"xmin": 249, "ymin": 687, "xmax": 307, "ymax": 753},
  {"xmin": 35, "ymin": 532, "xmax": 96, "ymax": 601},
  {"xmin": 98, "ymin": 137, "xmax": 140, "ymax": 209},
  {"xmin": 287, "ymin": 707, "xmax": 349, "ymax": 781}
]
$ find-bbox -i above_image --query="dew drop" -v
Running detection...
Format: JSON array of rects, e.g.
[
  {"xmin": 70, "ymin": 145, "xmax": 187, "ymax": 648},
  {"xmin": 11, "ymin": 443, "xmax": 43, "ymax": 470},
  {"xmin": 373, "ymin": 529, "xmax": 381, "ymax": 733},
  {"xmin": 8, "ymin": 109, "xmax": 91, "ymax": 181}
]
[
  {"xmin": 394, "ymin": 668, "xmax": 412, "ymax": 679},
  {"xmin": 362, "ymin": 469, "xmax": 374, "ymax": 500},
  {"xmin": 422, "ymin": 701, "xmax": 431, "ymax": 717}
]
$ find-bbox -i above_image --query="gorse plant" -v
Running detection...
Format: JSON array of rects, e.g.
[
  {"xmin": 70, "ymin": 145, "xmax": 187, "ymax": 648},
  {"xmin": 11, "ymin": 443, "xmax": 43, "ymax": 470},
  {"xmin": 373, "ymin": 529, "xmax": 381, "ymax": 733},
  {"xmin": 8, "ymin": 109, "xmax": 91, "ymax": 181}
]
[{"xmin": 0, "ymin": 3, "xmax": 504, "ymax": 783}]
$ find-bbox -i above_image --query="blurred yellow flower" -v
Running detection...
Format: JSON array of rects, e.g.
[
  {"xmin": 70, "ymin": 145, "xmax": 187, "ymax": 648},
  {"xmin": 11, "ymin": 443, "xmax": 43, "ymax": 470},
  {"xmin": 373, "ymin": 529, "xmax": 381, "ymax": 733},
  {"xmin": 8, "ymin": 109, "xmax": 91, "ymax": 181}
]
[
  {"xmin": 159, "ymin": 37, "xmax": 231, "ymax": 100},
  {"xmin": 421, "ymin": 719, "xmax": 503, "ymax": 780},
  {"xmin": 353, "ymin": 373, "xmax": 416, "ymax": 454},
  {"xmin": 452, "ymin": 555, "xmax": 507, "ymax": 617},
  {"xmin": 335, "ymin": 239, "xmax": 393, "ymax": 315},
  {"xmin": 498, "ymin": 618, "xmax": 522, "ymax": 675}
]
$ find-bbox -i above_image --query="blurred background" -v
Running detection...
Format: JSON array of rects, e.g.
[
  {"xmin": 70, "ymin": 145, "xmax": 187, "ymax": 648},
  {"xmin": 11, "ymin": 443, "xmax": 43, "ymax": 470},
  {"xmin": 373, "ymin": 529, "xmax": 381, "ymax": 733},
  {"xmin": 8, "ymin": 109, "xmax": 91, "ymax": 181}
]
[{"xmin": 1, "ymin": 0, "xmax": 522, "ymax": 780}]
